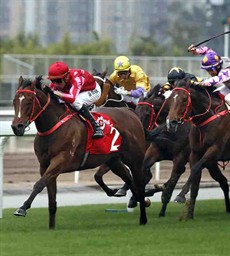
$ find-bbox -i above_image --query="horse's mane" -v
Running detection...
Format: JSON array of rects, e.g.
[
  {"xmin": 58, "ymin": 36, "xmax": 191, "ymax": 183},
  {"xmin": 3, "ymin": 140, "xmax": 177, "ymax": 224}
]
[
  {"xmin": 175, "ymin": 78, "xmax": 223, "ymax": 104},
  {"xmin": 34, "ymin": 76, "xmax": 60, "ymax": 103},
  {"xmin": 21, "ymin": 78, "xmax": 33, "ymax": 89}
]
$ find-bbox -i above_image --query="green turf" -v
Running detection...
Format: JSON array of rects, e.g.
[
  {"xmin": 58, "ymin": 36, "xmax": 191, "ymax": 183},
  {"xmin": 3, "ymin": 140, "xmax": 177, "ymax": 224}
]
[{"xmin": 0, "ymin": 200, "xmax": 229, "ymax": 256}]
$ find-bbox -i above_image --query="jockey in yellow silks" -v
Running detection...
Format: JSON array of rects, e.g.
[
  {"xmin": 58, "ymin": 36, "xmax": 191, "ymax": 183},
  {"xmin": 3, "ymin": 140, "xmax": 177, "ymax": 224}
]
[{"xmin": 108, "ymin": 56, "xmax": 151, "ymax": 106}]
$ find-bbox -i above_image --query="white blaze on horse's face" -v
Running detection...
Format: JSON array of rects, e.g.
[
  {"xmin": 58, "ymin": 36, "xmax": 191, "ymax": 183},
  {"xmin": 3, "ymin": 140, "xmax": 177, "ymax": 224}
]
[
  {"xmin": 18, "ymin": 95, "xmax": 25, "ymax": 118},
  {"xmin": 173, "ymin": 94, "xmax": 178, "ymax": 103}
]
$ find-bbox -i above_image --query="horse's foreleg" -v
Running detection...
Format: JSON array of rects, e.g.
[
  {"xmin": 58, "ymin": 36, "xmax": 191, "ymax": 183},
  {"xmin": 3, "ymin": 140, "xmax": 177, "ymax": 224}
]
[
  {"xmin": 207, "ymin": 163, "xmax": 230, "ymax": 213},
  {"xmin": 14, "ymin": 177, "xmax": 47, "ymax": 217},
  {"xmin": 178, "ymin": 173, "xmax": 201, "ymax": 221},
  {"xmin": 159, "ymin": 163, "xmax": 186, "ymax": 217}
]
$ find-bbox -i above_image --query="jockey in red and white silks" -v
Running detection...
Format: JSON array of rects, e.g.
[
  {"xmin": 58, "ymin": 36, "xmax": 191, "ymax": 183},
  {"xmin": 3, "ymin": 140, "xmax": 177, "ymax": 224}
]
[{"xmin": 47, "ymin": 61, "xmax": 104, "ymax": 139}]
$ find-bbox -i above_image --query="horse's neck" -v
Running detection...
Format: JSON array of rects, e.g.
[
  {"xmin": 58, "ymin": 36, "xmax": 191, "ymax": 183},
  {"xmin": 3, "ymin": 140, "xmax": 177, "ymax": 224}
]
[
  {"xmin": 191, "ymin": 89, "xmax": 225, "ymax": 117},
  {"xmin": 153, "ymin": 97, "xmax": 168, "ymax": 124},
  {"xmin": 35, "ymin": 99, "xmax": 74, "ymax": 132}
]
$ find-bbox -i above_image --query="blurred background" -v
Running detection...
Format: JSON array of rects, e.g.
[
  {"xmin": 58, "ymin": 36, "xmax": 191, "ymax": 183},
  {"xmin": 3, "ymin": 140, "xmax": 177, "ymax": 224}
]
[{"xmin": 0, "ymin": 0, "xmax": 229, "ymax": 106}]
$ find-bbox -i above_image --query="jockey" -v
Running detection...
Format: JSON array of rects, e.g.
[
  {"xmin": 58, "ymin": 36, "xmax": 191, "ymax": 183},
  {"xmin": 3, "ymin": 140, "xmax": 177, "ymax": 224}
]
[
  {"xmin": 108, "ymin": 56, "xmax": 151, "ymax": 106},
  {"xmin": 47, "ymin": 61, "xmax": 104, "ymax": 139},
  {"xmin": 161, "ymin": 66, "xmax": 202, "ymax": 94},
  {"xmin": 188, "ymin": 44, "xmax": 230, "ymax": 105}
]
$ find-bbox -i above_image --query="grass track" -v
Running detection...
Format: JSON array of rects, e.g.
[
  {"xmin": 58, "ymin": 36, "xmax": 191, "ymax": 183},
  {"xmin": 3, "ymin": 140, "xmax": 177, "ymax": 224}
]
[{"xmin": 0, "ymin": 200, "xmax": 229, "ymax": 256}]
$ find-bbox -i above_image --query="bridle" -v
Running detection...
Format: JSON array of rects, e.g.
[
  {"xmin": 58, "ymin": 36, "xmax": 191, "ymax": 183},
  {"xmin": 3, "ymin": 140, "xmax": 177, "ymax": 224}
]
[
  {"xmin": 16, "ymin": 89, "xmax": 51, "ymax": 123},
  {"xmin": 16, "ymin": 88, "xmax": 76, "ymax": 136},
  {"xmin": 137, "ymin": 98, "xmax": 167, "ymax": 130},
  {"xmin": 170, "ymin": 87, "xmax": 228, "ymax": 127}
]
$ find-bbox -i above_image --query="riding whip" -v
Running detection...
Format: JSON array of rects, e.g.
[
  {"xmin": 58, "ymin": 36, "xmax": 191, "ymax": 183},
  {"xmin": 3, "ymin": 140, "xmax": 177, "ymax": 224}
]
[{"xmin": 193, "ymin": 30, "xmax": 230, "ymax": 47}]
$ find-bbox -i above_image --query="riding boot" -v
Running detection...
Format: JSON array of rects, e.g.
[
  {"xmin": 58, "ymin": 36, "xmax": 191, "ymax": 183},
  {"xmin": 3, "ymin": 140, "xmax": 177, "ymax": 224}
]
[{"xmin": 78, "ymin": 104, "xmax": 104, "ymax": 139}]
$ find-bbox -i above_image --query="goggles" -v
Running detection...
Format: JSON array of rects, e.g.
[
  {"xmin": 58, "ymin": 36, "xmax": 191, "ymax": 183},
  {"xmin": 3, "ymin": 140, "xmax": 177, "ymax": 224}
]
[
  {"xmin": 51, "ymin": 79, "xmax": 63, "ymax": 84},
  {"xmin": 117, "ymin": 71, "xmax": 129, "ymax": 77}
]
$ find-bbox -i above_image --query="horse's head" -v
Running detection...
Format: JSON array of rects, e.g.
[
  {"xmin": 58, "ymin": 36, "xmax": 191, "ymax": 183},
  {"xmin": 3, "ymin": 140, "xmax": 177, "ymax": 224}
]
[
  {"xmin": 166, "ymin": 78, "xmax": 194, "ymax": 132},
  {"xmin": 135, "ymin": 84, "xmax": 168, "ymax": 130},
  {"xmin": 11, "ymin": 76, "xmax": 54, "ymax": 136},
  {"xmin": 92, "ymin": 68, "xmax": 108, "ymax": 90}
]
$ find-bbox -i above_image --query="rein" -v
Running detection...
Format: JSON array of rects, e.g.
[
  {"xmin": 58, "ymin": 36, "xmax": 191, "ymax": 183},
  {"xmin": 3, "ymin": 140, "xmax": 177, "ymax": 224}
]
[
  {"xmin": 93, "ymin": 76, "xmax": 106, "ymax": 83},
  {"xmin": 137, "ymin": 97, "xmax": 167, "ymax": 130},
  {"xmin": 137, "ymin": 102, "xmax": 157, "ymax": 130}
]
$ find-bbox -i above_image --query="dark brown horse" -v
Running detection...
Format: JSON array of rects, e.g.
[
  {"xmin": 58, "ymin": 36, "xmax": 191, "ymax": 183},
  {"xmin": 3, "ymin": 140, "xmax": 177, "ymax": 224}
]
[
  {"xmin": 166, "ymin": 78, "xmax": 230, "ymax": 220},
  {"xmin": 134, "ymin": 85, "xmax": 190, "ymax": 216},
  {"xmin": 135, "ymin": 84, "xmax": 230, "ymax": 217},
  {"xmin": 93, "ymin": 69, "xmax": 134, "ymax": 109},
  {"xmin": 11, "ymin": 76, "xmax": 148, "ymax": 229}
]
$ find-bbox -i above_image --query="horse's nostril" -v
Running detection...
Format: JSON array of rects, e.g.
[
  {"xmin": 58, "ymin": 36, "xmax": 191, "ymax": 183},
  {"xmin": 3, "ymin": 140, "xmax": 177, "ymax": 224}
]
[{"xmin": 171, "ymin": 120, "xmax": 178, "ymax": 126}]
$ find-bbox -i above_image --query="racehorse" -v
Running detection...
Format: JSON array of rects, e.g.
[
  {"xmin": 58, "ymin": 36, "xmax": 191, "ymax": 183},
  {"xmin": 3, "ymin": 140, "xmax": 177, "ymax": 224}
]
[
  {"xmin": 92, "ymin": 70, "xmax": 136, "ymax": 197},
  {"xmin": 134, "ymin": 85, "xmax": 191, "ymax": 216},
  {"xmin": 166, "ymin": 78, "xmax": 230, "ymax": 220},
  {"xmin": 11, "ymin": 76, "xmax": 148, "ymax": 229},
  {"xmin": 93, "ymin": 69, "xmax": 134, "ymax": 109},
  {"xmin": 135, "ymin": 84, "xmax": 230, "ymax": 217}
]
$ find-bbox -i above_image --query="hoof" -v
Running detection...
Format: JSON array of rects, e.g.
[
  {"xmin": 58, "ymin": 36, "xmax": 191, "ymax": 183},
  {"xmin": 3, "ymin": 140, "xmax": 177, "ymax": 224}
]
[
  {"xmin": 145, "ymin": 198, "xmax": 151, "ymax": 207},
  {"xmin": 140, "ymin": 218, "xmax": 147, "ymax": 225},
  {"xmin": 174, "ymin": 195, "xmax": 186, "ymax": 203},
  {"xmin": 114, "ymin": 188, "xmax": 127, "ymax": 197},
  {"xmin": 14, "ymin": 208, "xmax": 27, "ymax": 217},
  {"xmin": 128, "ymin": 199, "xmax": 138, "ymax": 208}
]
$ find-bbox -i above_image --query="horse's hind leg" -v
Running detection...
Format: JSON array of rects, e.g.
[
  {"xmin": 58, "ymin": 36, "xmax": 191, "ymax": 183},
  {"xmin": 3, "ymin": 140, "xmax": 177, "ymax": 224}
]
[
  {"xmin": 207, "ymin": 163, "xmax": 230, "ymax": 213},
  {"xmin": 94, "ymin": 164, "xmax": 119, "ymax": 196},
  {"xmin": 127, "ymin": 167, "xmax": 152, "ymax": 208},
  {"xmin": 46, "ymin": 178, "xmax": 57, "ymax": 229},
  {"xmin": 107, "ymin": 158, "xmax": 147, "ymax": 225}
]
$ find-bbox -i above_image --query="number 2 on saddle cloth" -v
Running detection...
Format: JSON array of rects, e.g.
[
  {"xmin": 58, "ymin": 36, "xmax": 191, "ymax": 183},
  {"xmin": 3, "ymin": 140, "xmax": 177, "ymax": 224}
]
[{"xmin": 84, "ymin": 112, "xmax": 122, "ymax": 155}]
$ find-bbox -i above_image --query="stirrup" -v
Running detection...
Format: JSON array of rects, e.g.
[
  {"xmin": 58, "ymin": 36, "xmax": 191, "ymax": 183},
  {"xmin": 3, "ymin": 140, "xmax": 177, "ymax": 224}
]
[{"xmin": 92, "ymin": 129, "xmax": 104, "ymax": 139}]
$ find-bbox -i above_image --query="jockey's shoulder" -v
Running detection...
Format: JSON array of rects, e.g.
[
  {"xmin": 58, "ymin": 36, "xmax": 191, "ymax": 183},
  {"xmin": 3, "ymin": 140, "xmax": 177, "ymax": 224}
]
[{"xmin": 130, "ymin": 65, "xmax": 145, "ymax": 73}]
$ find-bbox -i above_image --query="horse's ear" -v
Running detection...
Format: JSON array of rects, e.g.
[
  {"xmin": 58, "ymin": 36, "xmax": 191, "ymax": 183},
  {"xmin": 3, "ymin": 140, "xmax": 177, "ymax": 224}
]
[
  {"xmin": 92, "ymin": 69, "xmax": 97, "ymax": 75},
  {"xmin": 31, "ymin": 79, "xmax": 36, "ymax": 90},
  {"xmin": 101, "ymin": 69, "xmax": 107, "ymax": 79},
  {"xmin": 18, "ymin": 76, "xmax": 23, "ymax": 89}
]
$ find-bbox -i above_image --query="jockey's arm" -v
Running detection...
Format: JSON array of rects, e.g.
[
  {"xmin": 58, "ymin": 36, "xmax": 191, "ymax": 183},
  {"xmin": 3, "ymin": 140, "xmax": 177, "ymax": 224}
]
[{"xmin": 129, "ymin": 70, "xmax": 150, "ymax": 98}]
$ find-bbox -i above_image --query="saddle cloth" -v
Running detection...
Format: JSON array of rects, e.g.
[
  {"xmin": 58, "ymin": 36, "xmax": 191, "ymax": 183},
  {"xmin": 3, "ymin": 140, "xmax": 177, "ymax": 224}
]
[{"xmin": 85, "ymin": 112, "xmax": 122, "ymax": 155}]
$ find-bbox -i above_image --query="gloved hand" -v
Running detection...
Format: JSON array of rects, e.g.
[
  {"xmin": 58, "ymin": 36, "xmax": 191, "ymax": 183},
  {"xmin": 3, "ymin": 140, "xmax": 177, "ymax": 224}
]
[
  {"xmin": 114, "ymin": 86, "xmax": 129, "ymax": 95},
  {"xmin": 192, "ymin": 81, "xmax": 208, "ymax": 87},
  {"xmin": 187, "ymin": 44, "xmax": 196, "ymax": 52},
  {"xmin": 187, "ymin": 44, "xmax": 199, "ymax": 55}
]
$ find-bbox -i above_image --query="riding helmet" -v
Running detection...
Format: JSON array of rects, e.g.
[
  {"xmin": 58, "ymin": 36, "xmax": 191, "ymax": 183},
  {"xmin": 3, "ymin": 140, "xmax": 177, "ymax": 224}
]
[
  {"xmin": 167, "ymin": 67, "xmax": 185, "ymax": 85},
  {"xmin": 114, "ymin": 56, "xmax": 131, "ymax": 71},
  {"xmin": 48, "ymin": 62, "xmax": 69, "ymax": 79},
  {"xmin": 201, "ymin": 52, "xmax": 223, "ymax": 72}
]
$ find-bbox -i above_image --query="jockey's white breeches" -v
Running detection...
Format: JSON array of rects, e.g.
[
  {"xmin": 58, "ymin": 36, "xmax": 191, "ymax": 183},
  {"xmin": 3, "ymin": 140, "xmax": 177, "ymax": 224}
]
[
  {"xmin": 214, "ymin": 83, "xmax": 230, "ymax": 105},
  {"xmin": 71, "ymin": 82, "xmax": 101, "ymax": 110}
]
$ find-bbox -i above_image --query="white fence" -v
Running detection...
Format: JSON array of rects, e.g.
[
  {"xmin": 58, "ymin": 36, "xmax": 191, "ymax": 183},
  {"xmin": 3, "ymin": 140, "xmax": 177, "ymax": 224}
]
[
  {"xmin": 1, "ymin": 54, "xmax": 207, "ymax": 105},
  {"xmin": 0, "ymin": 110, "xmax": 37, "ymax": 218}
]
